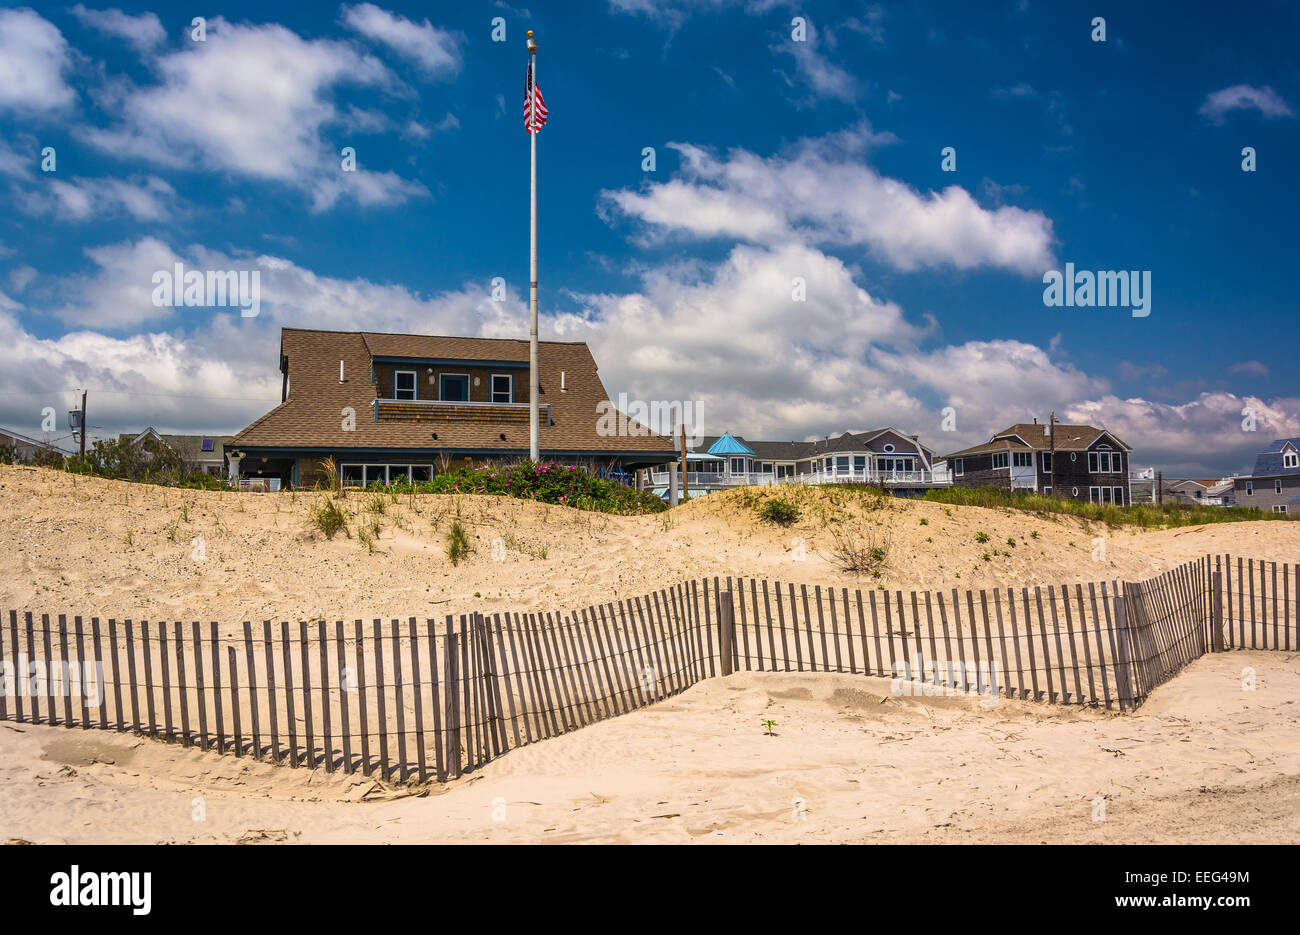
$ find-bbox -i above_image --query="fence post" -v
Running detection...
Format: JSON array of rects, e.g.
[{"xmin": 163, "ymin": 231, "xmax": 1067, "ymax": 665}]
[
  {"xmin": 1211, "ymin": 569, "xmax": 1225, "ymax": 653},
  {"xmin": 718, "ymin": 590, "xmax": 735, "ymax": 677},
  {"xmin": 1112, "ymin": 588, "xmax": 1136, "ymax": 710}
]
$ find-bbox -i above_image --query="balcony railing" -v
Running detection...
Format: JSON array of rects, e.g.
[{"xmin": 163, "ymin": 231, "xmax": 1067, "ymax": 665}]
[
  {"xmin": 648, "ymin": 467, "xmax": 952, "ymax": 488},
  {"xmin": 374, "ymin": 398, "xmax": 551, "ymax": 425}
]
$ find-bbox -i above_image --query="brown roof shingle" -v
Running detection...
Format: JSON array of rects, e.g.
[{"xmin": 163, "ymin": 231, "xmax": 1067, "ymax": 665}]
[{"xmin": 231, "ymin": 328, "xmax": 674, "ymax": 456}]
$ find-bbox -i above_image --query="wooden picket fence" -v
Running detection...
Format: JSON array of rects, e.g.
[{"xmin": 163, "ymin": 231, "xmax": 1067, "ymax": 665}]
[{"xmin": 0, "ymin": 554, "xmax": 1294, "ymax": 783}]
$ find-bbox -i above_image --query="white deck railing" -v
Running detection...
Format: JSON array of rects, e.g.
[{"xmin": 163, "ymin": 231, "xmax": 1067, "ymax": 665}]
[{"xmin": 648, "ymin": 467, "xmax": 952, "ymax": 488}]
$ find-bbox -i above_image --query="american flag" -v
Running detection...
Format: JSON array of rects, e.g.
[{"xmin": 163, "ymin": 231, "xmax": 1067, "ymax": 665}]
[{"xmin": 524, "ymin": 60, "xmax": 547, "ymax": 133}]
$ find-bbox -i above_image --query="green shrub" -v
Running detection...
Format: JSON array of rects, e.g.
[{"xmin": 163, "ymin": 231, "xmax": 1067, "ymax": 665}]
[
  {"xmin": 974, "ymin": 531, "xmax": 990, "ymax": 543},
  {"xmin": 309, "ymin": 498, "xmax": 347, "ymax": 539},
  {"xmin": 371, "ymin": 460, "xmax": 665, "ymax": 515},
  {"xmin": 447, "ymin": 519, "xmax": 473, "ymax": 565},
  {"xmin": 757, "ymin": 497, "xmax": 800, "ymax": 525}
]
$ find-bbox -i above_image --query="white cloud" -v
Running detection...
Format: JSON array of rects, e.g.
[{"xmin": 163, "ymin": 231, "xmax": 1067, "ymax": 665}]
[
  {"xmin": 80, "ymin": 17, "xmax": 427, "ymax": 211},
  {"xmin": 602, "ymin": 130, "xmax": 1055, "ymax": 275},
  {"xmin": 9, "ymin": 266, "xmax": 37, "ymax": 293},
  {"xmin": 19, "ymin": 175, "xmax": 178, "ymax": 222},
  {"xmin": 70, "ymin": 4, "xmax": 166, "ymax": 54},
  {"xmin": 341, "ymin": 3, "xmax": 462, "ymax": 77},
  {"xmin": 1199, "ymin": 84, "xmax": 1295, "ymax": 123},
  {"xmin": 0, "ymin": 8, "xmax": 76, "ymax": 114},
  {"xmin": 774, "ymin": 18, "xmax": 858, "ymax": 103}
]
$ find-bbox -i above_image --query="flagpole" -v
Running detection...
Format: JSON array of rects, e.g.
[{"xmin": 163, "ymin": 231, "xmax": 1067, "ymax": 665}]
[{"xmin": 527, "ymin": 30, "xmax": 540, "ymax": 463}]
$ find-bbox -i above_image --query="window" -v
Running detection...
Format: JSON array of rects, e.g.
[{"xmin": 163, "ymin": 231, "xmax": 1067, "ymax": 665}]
[
  {"xmin": 1013, "ymin": 452, "xmax": 1033, "ymax": 468},
  {"xmin": 1113, "ymin": 487, "xmax": 1125, "ymax": 506},
  {"xmin": 1043, "ymin": 486, "xmax": 1052, "ymax": 496},
  {"xmin": 853, "ymin": 455, "xmax": 866, "ymax": 472},
  {"xmin": 882, "ymin": 443, "xmax": 895, "ymax": 453},
  {"xmin": 1246, "ymin": 481, "xmax": 1253, "ymax": 496},
  {"xmin": 992, "ymin": 453, "xmax": 1009, "ymax": 469},
  {"xmin": 394, "ymin": 370, "xmax": 417, "ymax": 400},
  {"xmin": 1273, "ymin": 505, "xmax": 1289, "ymax": 514},
  {"xmin": 1089, "ymin": 486, "xmax": 1100, "ymax": 503},
  {"xmin": 1071, "ymin": 486, "xmax": 1079, "ymax": 497},
  {"xmin": 1276, "ymin": 480, "xmax": 1283, "ymax": 494},
  {"xmin": 438, "ymin": 373, "xmax": 470, "ymax": 401},
  {"xmin": 824, "ymin": 458, "xmax": 833, "ymax": 472},
  {"xmin": 1041, "ymin": 452, "xmax": 1052, "ymax": 472},
  {"xmin": 1089, "ymin": 450, "xmax": 1121, "ymax": 473},
  {"xmin": 954, "ymin": 458, "xmax": 964, "ymax": 476},
  {"xmin": 761, "ymin": 462, "xmax": 773, "ymax": 473},
  {"xmin": 341, "ymin": 463, "xmax": 435, "ymax": 487},
  {"xmin": 201, "ymin": 439, "xmax": 215, "ymax": 452},
  {"xmin": 836, "ymin": 456, "xmax": 850, "ymax": 473},
  {"xmin": 1285, "ymin": 451, "xmax": 1299, "ymax": 469},
  {"xmin": 490, "ymin": 373, "xmax": 513, "ymax": 403},
  {"xmin": 730, "ymin": 457, "xmax": 747, "ymax": 475}
]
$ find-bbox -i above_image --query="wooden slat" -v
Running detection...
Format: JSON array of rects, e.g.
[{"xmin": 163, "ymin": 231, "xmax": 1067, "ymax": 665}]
[
  {"xmin": 75, "ymin": 616, "xmax": 91, "ymax": 728},
  {"xmin": 482, "ymin": 614, "xmax": 510, "ymax": 755},
  {"xmin": 763, "ymin": 580, "xmax": 779, "ymax": 673},
  {"xmin": 280, "ymin": 621, "xmax": 296, "ymax": 766},
  {"xmin": 814, "ymin": 585, "xmax": 830, "ymax": 672},
  {"xmin": 191, "ymin": 622, "xmax": 208, "ymax": 749},
  {"xmin": 354, "ymin": 619, "xmax": 370, "ymax": 775},
  {"xmin": 773, "ymin": 581, "xmax": 792, "ymax": 672},
  {"xmin": 799, "ymin": 584, "xmax": 817, "ymax": 672},
  {"xmin": 736, "ymin": 577, "xmax": 752, "ymax": 672},
  {"xmin": 443, "ymin": 617, "xmax": 461, "ymax": 779},
  {"xmin": 1085, "ymin": 583, "xmax": 1107, "ymax": 708},
  {"xmin": 42, "ymin": 614, "xmax": 55, "ymax": 724},
  {"xmin": 882, "ymin": 590, "xmax": 897, "ymax": 679},
  {"xmin": 301, "ymin": 621, "xmax": 316, "ymax": 771},
  {"xmin": 59, "ymin": 614, "xmax": 73, "ymax": 726},
  {"xmin": 243, "ymin": 621, "xmax": 261, "ymax": 759},
  {"xmin": 336, "ymin": 622, "xmax": 352, "ymax": 772},
  {"xmin": 25, "ymin": 612, "xmax": 38, "ymax": 725},
  {"xmin": 262, "ymin": 621, "xmax": 278, "ymax": 763},
  {"xmin": 228, "ymin": 646, "xmax": 242, "ymax": 756},
  {"xmin": 493, "ymin": 612, "xmax": 524, "ymax": 746},
  {"xmin": 841, "ymin": 588, "xmax": 856, "ymax": 675},
  {"xmin": 426, "ymin": 619, "xmax": 445, "ymax": 782},
  {"xmin": 210, "ymin": 623, "xmax": 224, "ymax": 753},
  {"xmin": 507, "ymin": 610, "xmax": 543, "ymax": 738},
  {"xmin": 173, "ymin": 622, "xmax": 191, "ymax": 745},
  {"xmin": 868, "ymin": 590, "xmax": 884, "ymax": 679},
  {"xmin": 964, "ymin": 590, "xmax": 981, "ymax": 696},
  {"xmin": 159, "ymin": 621, "xmax": 174, "ymax": 740},
  {"xmin": 109, "ymin": 619, "xmax": 124, "ymax": 731},
  {"xmin": 390, "ymin": 619, "xmax": 407, "ymax": 781},
  {"xmin": 319, "ymin": 622, "xmax": 333, "ymax": 772},
  {"xmin": 373, "ymin": 619, "xmax": 390, "ymax": 780},
  {"xmin": 1061, "ymin": 586, "xmax": 1086, "ymax": 704},
  {"xmin": 1032, "ymin": 587, "xmax": 1055, "ymax": 703},
  {"xmin": 9, "ymin": 611, "xmax": 23, "ymax": 723},
  {"xmin": 525, "ymin": 611, "xmax": 560, "ymax": 736}
]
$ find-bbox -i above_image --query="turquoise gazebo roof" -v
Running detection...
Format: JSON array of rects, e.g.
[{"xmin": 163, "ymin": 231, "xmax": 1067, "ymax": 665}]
[{"xmin": 707, "ymin": 433, "xmax": 756, "ymax": 456}]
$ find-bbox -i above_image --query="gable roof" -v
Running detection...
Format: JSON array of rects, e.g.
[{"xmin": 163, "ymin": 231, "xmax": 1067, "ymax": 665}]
[
  {"xmin": 944, "ymin": 421, "xmax": 1132, "ymax": 459},
  {"xmin": 0, "ymin": 426, "xmax": 75, "ymax": 455},
  {"xmin": 231, "ymin": 328, "xmax": 674, "ymax": 456},
  {"xmin": 1250, "ymin": 437, "xmax": 1300, "ymax": 477}
]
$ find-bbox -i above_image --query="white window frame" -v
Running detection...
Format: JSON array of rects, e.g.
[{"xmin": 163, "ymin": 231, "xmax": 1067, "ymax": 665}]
[
  {"xmin": 992, "ymin": 452, "xmax": 1009, "ymax": 470},
  {"xmin": 1012, "ymin": 451, "xmax": 1033, "ymax": 468},
  {"xmin": 955, "ymin": 458, "xmax": 964, "ymax": 476},
  {"xmin": 1089, "ymin": 486, "xmax": 1101, "ymax": 503},
  {"xmin": 1276, "ymin": 479, "xmax": 1283, "ymax": 494},
  {"xmin": 1113, "ymin": 487, "xmax": 1124, "ymax": 505},
  {"xmin": 393, "ymin": 369, "xmax": 418, "ymax": 400},
  {"xmin": 1284, "ymin": 451, "xmax": 1299, "ymax": 469},
  {"xmin": 439, "ymin": 372, "xmax": 470, "ymax": 402},
  {"xmin": 1246, "ymin": 481, "xmax": 1253, "ymax": 495},
  {"xmin": 729, "ymin": 457, "xmax": 747, "ymax": 475},
  {"xmin": 882, "ymin": 443, "xmax": 895, "ymax": 453},
  {"xmin": 1043, "ymin": 485, "xmax": 1052, "ymax": 496},
  {"xmin": 1041, "ymin": 452, "xmax": 1052, "ymax": 472},
  {"xmin": 490, "ymin": 373, "xmax": 513, "ymax": 403},
  {"xmin": 1273, "ymin": 505, "xmax": 1288, "ymax": 514}
]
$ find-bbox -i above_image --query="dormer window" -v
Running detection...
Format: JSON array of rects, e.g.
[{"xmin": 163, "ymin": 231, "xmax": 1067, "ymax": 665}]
[
  {"xmin": 1285, "ymin": 451, "xmax": 1299, "ymax": 469},
  {"xmin": 439, "ymin": 373, "xmax": 470, "ymax": 402},
  {"xmin": 491, "ymin": 373, "xmax": 513, "ymax": 403},
  {"xmin": 882, "ymin": 443, "xmax": 895, "ymax": 453},
  {"xmin": 394, "ymin": 370, "xmax": 417, "ymax": 400}
]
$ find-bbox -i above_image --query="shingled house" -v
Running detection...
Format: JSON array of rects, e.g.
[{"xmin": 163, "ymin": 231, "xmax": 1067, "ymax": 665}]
[
  {"xmin": 943, "ymin": 419, "xmax": 1133, "ymax": 505},
  {"xmin": 1233, "ymin": 437, "xmax": 1300, "ymax": 514},
  {"xmin": 228, "ymin": 328, "xmax": 675, "ymax": 489}
]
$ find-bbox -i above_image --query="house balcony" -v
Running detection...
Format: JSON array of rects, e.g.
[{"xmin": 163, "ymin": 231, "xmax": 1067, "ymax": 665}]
[
  {"xmin": 647, "ymin": 467, "xmax": 953, "ymax": 489},
  {"xmin": 373, "ymin": 398, "xmax": 551, "ymax": 425}
]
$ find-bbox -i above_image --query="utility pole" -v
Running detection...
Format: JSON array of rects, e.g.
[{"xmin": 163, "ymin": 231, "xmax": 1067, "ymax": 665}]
[
  {"xmin": 78, "ymin": 390, "xmax": 87, "ymax": 459},
  {"xmin": 1048, "ymin": 410, "xmax": 1056, "ymax": 497}
]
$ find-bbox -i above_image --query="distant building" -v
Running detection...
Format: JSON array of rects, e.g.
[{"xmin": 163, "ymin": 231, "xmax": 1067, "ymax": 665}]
[
  {"xmin": 1233, "ymin": 438, "xmax": 1300, "ymax": 514},
  {"xmin": 120, "ymin": 428, "xmax": 234, "ymax": 476},
  {"xmin": 943, "ymin": 419, "xmax": 1133, "ymax": 505},
  {"xmin": 0, "ymin": 426, "xmax": 74, "ymax": 462}
]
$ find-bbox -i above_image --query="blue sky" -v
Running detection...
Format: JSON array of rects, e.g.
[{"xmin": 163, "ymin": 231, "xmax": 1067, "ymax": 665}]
[{"xmin": 0, "ymin": 0, "xmax": 1296, "ymax": 475}]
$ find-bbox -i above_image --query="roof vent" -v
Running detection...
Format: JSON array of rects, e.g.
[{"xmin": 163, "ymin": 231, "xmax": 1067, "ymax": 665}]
[{"xmin": 339, "ymin": 360, "xmax": 345, "ymax": 384}]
